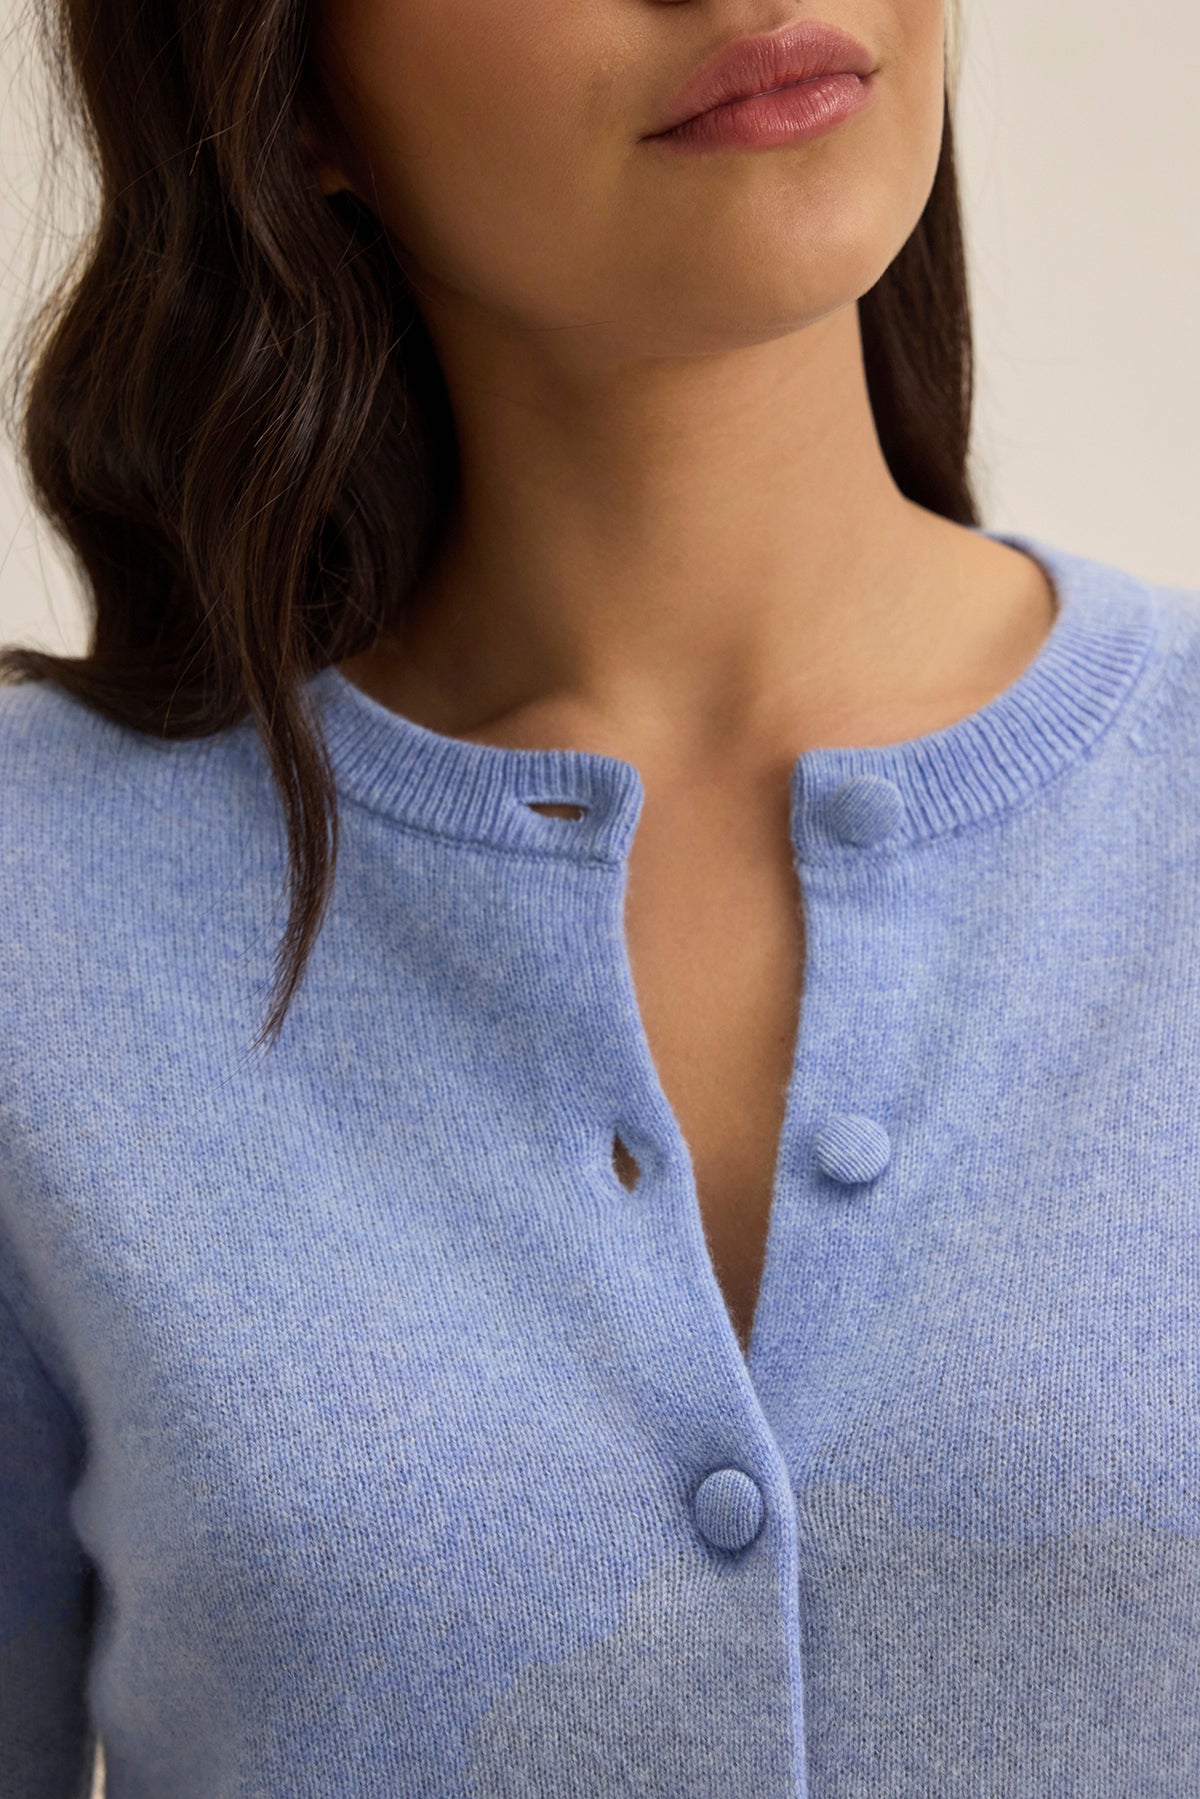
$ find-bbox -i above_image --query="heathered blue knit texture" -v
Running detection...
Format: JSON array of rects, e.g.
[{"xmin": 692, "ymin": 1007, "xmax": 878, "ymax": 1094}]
[{"xmin": 3, "ymin": 526, "xmax": 1200, "ymax": 1797}]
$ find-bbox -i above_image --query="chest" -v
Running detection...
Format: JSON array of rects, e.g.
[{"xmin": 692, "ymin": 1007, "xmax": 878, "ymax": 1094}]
[{"xmin": 609, "ymin": 781, "xmax": 807, "ymax": 1357}]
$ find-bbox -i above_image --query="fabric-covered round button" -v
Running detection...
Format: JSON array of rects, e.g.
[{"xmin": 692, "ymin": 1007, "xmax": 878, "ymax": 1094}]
[
  {"xmin": 827, "ymin": 774, "xmax": 904, "ymax": 846},
  {"xmin": 693, "ymin": 1468, "xmax": 765, "ymax": 1552},
  {"xmin": 813, "ymin": 1113, "xmax": 891, "ymax": 1185}
]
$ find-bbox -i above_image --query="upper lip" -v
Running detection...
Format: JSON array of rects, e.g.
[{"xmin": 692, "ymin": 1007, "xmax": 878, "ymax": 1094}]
[{"xmin": 643, "ymin": 18, "xmax": 877, "ymax": 138}]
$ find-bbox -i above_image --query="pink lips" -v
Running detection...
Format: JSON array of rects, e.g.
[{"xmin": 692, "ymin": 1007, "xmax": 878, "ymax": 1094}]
[
  {"xmin": 643, "ymin": 18, "xmax": 877, "ymax": 141},
  {"xmin": 647, "ymin": 72, "xmax": 875, "ymax": 154}
]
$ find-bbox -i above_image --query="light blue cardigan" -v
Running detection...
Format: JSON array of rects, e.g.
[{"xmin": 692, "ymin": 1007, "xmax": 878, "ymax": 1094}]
[{"xmin": 3, "ymin": 528, "xmax": 1200, "ymax": 1797}]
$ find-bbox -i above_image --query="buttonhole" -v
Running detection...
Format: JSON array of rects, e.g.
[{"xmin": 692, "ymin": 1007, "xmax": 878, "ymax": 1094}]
[
  {"xmin": 524, "ymin": 800, "xmax": 589, "ymax": 821},
  {"xmin": 612, "ymin": 1131, "xmax": 641, "ymax": 1191}
]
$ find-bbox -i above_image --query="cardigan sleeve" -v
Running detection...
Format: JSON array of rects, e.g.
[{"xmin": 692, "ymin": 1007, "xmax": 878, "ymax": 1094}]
[{"xmin": 0, "ymin": 1280, "xmax": 97, "ymax": 1798}]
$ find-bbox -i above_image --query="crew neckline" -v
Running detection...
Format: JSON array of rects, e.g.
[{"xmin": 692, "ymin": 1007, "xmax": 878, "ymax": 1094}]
[{"xmin": 304, "ymin": 528, "xmax": 1161, "ymax": 865}]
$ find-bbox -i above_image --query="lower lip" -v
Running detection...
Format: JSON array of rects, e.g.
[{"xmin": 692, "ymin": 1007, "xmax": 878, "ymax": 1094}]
[{"xmin": 647, "ymin": 71, "xmax": 875, "ymax": 154}]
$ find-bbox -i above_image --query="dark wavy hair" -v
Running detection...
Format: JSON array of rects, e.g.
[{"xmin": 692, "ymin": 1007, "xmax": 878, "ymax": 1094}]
[{"xmin": 1, "ymin": 0, "xmax": 977, "ymax": 1052}]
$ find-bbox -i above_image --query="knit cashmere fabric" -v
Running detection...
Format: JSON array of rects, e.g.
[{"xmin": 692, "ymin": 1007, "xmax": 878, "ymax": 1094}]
[{"xmin": 3, "ymin": 527, "xmax": 1200, "ymax": 1798}]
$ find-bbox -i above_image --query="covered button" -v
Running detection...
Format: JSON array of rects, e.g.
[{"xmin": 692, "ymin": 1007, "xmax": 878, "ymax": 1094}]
[
  {"xmin": 827, "ymin": 774, "xmax": 904, "ymax": 846},
  {"xmin": 693, "ymin": 1468, "xmax": 765, "ymax": 1552},
  {"xmin": 813, "ymin": 1113, "xmax": 891, "ymax": 1185}
]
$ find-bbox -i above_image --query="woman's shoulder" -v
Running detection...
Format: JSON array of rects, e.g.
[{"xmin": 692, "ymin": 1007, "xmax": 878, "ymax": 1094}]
[
  {"xmin": 0, "ymin": 673, "xmax": 213, "ymax": 806},
  {"xmin": 1096, "ymin": 551, "xmax": 1200, "ymax": 762},
  {"xmin": 0, "ymin": 674, "xmax": 276, "ymax": 858},
  {"xmin": 1019, "ymin": 533, "xmax": 1200, "ymax": 765},
  {"xmin": 0, "ymin": 677, "xmax": 285, "ymax": 1021}
]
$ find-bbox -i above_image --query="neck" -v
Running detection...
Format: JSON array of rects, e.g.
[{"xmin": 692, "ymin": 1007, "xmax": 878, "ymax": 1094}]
[{"xmin": 338, "ymin": 310, "xmax": 1054, "ymax": 772}]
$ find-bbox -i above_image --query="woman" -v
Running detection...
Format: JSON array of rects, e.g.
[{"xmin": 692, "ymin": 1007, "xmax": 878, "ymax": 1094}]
[{"xmin": 2, "ymin": 0, "xmax": 1197, "ymax": 1793}]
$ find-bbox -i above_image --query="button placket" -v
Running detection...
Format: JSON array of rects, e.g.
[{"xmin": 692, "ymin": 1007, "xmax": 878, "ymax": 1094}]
[{"xmin": 811, "ymin": 773, "xmax": 904, "ymax": 1191}]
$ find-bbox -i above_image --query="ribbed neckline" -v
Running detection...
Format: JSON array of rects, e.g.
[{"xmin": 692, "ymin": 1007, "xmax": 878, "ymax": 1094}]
[{"xmin": 303, "ymin": 529, "xmax": 1162, "ymax": 865}]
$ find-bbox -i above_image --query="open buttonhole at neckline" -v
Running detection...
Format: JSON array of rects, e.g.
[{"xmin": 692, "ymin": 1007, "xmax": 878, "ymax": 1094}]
[
  {"xmin": 612, "ymin": 1131, "xmax": 641, "ymax": 1191},
  {"xmin": 524, "ymin": 800, "xmax": 589, "ymax": 821}
]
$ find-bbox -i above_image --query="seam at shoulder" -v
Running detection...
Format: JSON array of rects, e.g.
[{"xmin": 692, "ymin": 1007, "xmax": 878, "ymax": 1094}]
[{"xmin": 1121, "ymin": 590, "xmax": 1200, "ymax": 759}]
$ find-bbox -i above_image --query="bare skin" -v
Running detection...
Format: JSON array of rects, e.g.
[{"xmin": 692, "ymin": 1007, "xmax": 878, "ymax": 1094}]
[
  {"xmin": 305, "ymin": 0, "xmax": 1058, "ymax": 1354},
  {"xmin": 339, "ymin": 532, "xmax": 1054, "ymax": 1356}
]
